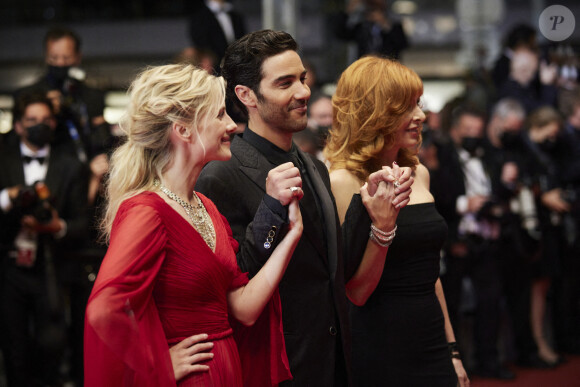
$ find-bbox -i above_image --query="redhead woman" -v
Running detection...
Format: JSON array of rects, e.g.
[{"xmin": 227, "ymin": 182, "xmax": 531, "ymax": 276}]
[{"xmin": 325, "ymin": 56, "xmax": 469, "ymax": 387}]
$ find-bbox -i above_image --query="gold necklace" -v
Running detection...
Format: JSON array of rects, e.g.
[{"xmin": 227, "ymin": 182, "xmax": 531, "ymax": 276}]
[{"xmin": 154, "ymin": 179, "xmax": 216, "ymax": 251}]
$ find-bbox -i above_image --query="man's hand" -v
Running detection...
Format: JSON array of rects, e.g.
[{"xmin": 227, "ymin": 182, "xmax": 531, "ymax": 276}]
[
  {"xmin": 541, "ymin": 188, "xmax": 571, "ymax": 213},
  {"xmin": 501, "ymin": 162, "xmax": 518, "ymax": 185},
  {"xmin": 265, "ymin": 162, "xmax": 304, "ymax": 206},
  {"xmin": 467, "ymin": 195, "xmax": 488, "ymax": 213},
  {"xmin": 21, "ymin": 208, "xmax": 63, "ymax": 234}
]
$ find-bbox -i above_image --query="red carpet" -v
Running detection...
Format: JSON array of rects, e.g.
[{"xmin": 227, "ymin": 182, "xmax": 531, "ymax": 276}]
[{"xmin": 471, "ymin": 355, "xmax": 580, "ymax": 387}]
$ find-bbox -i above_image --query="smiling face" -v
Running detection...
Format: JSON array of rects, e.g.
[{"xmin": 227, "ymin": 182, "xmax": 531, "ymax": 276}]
[
  {"xmin": 253, "ymin": 50, "xmax": 311, "ymax": 135},
  {"xmin": 197, "ymin": 103, "xmax": 238, "ymax": 163},
  {"xmin": 393, "ymin": 98, "xmax": 426, "ymax": 150}
]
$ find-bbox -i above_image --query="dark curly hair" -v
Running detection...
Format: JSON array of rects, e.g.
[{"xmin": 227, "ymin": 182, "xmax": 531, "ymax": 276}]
[{"xmin": 221, "ymin": 30, "xmax": 298, "ymax": 119}]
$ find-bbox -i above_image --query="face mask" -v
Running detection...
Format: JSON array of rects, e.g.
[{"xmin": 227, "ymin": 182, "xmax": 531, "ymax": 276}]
[
  {"xmin": 538, "ymin": 139, "xmax": 557, "ymax": 153},
  {"xmin": 461, "ymin": 137, "xmax": 481, "ymax": 155},
  {"xmin": 500, "ymin": 131, "xmax": 521, "ymax": 149},
  {"xmin": 25, "ymin": 123, "xmax": 53, "ymax": 148},
  {"xmin": 47, "ymin": 65, "xmax": 71, "ymax": 87}
]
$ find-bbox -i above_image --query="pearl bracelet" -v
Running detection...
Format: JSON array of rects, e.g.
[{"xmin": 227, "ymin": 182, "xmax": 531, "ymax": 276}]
[
  {"xmin": 369, "ymin": 223, "xmax": 397, "ymax": 247},
  {"xmin": 369, "ymin": 231, "xmax": 394, "ymax": 247},
  {"xmin": 371, "ymin": 223, "xmax": 397, "ymax": 237}
]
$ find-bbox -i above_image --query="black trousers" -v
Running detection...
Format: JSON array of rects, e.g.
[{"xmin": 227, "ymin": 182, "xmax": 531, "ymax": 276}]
[
  {"xmin": 0, "ymin": 262, "xmax": 66, "ymax": 387},
  {"xmin": 442, "ymin": 237, "xmax": 504, "ymax": 370}
]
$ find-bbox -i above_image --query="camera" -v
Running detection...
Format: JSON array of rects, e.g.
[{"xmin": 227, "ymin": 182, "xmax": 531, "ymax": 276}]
[
  {"xmin": 13, "ymin": 182, "xmax": 53, "ymax": 224},
  {"xmin": 476, "ymin": 199, "xmax": 505, "ymax": 221}
]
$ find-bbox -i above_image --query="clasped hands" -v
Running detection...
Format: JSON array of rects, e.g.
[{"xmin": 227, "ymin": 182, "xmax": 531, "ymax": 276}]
[{"xmin": 361, "ymin": 162, "xmax": 413, "ymax": 231}]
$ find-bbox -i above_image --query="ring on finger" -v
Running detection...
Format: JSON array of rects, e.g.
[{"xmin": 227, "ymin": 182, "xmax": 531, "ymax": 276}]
[
  {"xmin": 289, "ymin": 186, "xmax": 299, "ymax": 194},
  {"xmin": 393, "ymin": 180, "xmax": 401, "ymax": 189}
]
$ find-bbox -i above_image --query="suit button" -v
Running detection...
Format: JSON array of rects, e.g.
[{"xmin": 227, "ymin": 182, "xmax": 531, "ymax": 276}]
[{"xmin": 329, "ymin": 326, "xmax": 337, "ymax": 336}]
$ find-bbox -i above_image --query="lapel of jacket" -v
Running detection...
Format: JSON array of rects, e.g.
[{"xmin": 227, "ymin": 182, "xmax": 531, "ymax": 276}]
[
  {"xmin": 232, "ymin": 135, "xmax": 336, "ymax": 272},
  {"xmin": 3, "ymin": 145, "xmax": 26, "ymax": 186},
  {"xmin": 44, "ymin": 151, "xmax": 62, "ymax": 197},
  {"xmin": 0, "ymin": 144, "xmax": 25, "ymax": 188},
  {"xmin": 297, "ymin": 147, "xmax": 339, "ymax": 279},
  {"xmin": 231, "ymin": 135, "xmax": 271, "ymax": 193}
]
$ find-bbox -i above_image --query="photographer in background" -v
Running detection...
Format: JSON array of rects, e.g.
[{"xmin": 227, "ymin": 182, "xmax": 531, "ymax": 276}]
[
  {"xmin": 484, "ymin": 98, "xmax": 541, "ymax": 368},
  {"xmin": 14, "ymin": 26, "xmax": 113, "ymax": 206},
  {"xmin": 13, "ymin": 28, "xmax": 113, "ymax": 385},
  {"xmin": 520, "ymin": 106, "xmax": 569, "ymax": 367},
  {"xmin": 0, "ymin": 92, "xmax": 88, "ymax": 386},
  {"xmin": 431, "ymin": 105, "xmax": 515, "ymax": 379},
  {"xmin": 554, "ymin": 95, "xmax": 580, "ymax": 355}
]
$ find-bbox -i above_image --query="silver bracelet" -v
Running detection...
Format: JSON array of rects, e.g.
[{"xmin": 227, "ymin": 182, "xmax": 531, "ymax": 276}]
[
  {"xmin": 371, "ymin": 223, "xmax": 397, "ymax": 237},
  {"xmin": 371, "ymin": 226, "xmax": 396, "ymax": 242},
  {"xmin": 369, "ymin": 230, "xmax": 394, "ymax": 247}
]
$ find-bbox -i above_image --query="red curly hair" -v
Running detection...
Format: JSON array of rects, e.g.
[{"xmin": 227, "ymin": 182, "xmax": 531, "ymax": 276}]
[{"xmin": 324, "ymin": 56, "xmax": 423, "ymax": 182}]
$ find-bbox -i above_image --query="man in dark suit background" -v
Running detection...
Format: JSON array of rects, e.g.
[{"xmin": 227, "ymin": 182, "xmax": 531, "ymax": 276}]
[
  {"xmin": 0, "ymin": 92, "xmax": 88, "ymax": 386},
  {"xmin": 13, "ymin": 27, "xmax": 113, "ymax": 385},
  {"xmin": 431, "ymin": 106, "xmax": 515, "ymax": 380},
  {"xmin": 196, "ymin": 30, "xmax": 351, "ymax": 386},
  {"xmin": 188, "ymin": 0, "xmax": 246, "ymax": 72}
]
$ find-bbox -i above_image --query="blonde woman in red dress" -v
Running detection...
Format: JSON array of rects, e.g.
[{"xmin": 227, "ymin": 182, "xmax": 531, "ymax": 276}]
[{"xmin": 84, "ymin": 64, "xmax": 303, "ymax": 386}]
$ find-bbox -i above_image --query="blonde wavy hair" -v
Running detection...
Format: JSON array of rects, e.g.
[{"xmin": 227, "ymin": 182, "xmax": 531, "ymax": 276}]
[
  {"xmin": 324, "ymin": 56, "xmax": 423, "ymax": 182},
  {"xmin": 100, "ymin": 63, "xmax": 225, "ymax": 241}
]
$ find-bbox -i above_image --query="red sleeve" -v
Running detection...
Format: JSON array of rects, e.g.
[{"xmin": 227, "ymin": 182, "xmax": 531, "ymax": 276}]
[
  {"xmin": 222, "ymin": 216, "xmax": 292, "ymax": 386},
  {"xmin": 232, "ymin": 292, "xmax": 292, "ymax": 386},
  {"xmin": 84, "ymin": 201, "xmax": 175, "ymax": 387},
  {"xmin": 220, "ymin": 212, "xmax": 248, "ymax": 290}
]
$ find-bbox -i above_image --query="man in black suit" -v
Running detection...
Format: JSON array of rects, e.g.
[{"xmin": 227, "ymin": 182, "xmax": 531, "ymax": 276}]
[
  {"xmin": 431, "ymin": 105, "xmax": 515, "ymax": 380},
  {"xmin": 196, "ymin": 30, "xmax": 351, "ymax": 386},
  {"xmin": 333, "ymin": 0, "xmax": 409, "ymax": 60},
  {"xmin": 0, "ymin": 92, "xmax": 88, "ymax": 386}
]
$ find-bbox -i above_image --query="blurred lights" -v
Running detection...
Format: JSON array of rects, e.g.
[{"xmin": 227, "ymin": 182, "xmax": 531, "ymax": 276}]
[
  {"xmin": 0, "ymin": 110, "xmax": 12, "ymax": 134},
  {"xmin": 104, "ymin": 91, "xmax": 130, "ymax": 124},
  {"xmin": 434, "ymin": 16, "xmax": 457, "ymax": 34},
  {"xmin": 0, "ymin": 95, "xmax": 14, "ymax": 134},
  {"xmin": 392, "ymin": 1, "xmax": 418, "ymax": 15}
]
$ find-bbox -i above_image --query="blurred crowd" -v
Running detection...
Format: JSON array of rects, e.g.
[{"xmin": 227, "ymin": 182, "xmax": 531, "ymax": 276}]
[
  {"xmin": 0, "ymin": 0, "xmax": 579, "ymax": 385},
  {"xmin": 418, "ymin": 24, "xmax": 580, "ymax": 379}
]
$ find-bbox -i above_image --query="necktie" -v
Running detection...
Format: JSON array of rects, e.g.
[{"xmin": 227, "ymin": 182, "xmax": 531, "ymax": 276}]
[{"xmin": 23, "ymin": 156, "xmax": 46, "ymax": 165}]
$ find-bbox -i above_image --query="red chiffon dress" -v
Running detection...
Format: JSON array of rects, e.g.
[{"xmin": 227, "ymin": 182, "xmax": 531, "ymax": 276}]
[{"xmin": 84, "ymin": 191, "xmax": 291, "ymax": 387}]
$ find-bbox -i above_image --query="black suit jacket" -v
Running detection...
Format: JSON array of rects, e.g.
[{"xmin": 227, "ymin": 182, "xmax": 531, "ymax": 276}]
[
  {"xmin": 188, "ymin": 2, "xmax": 246, "ymax": 66},
  {"xmin": 430, "ymin": 141, "xmax": 507, "ymax": 246},
  {"xmin": 196, "ymin": 134, "xmax": 351, "ymax": 386},
  {"xmin": 0, "ymin": 138, "xmax": 88, "ymax": 264}
]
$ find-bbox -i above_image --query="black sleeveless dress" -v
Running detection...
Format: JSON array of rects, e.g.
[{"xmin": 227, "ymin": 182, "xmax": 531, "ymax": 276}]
[{"xmin": 343, "ymin": 198, "xmax": 457, "ymax": 387}]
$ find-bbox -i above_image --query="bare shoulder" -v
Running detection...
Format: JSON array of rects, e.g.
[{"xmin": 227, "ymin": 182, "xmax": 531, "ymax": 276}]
[
  {"xmin": 329, "ymin": 169, "xmax": 361, "ymax": 194},
  {"xmin": 409, "ymin": 163, "xmax": 434, "ymax": 204},
  {"xmin": 413, "ymin": 163, "xmax": 431, "ymax": 187},
  {"xmin": 329, "ymin": 168, "xmax": 363, "ymax": 222}
]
